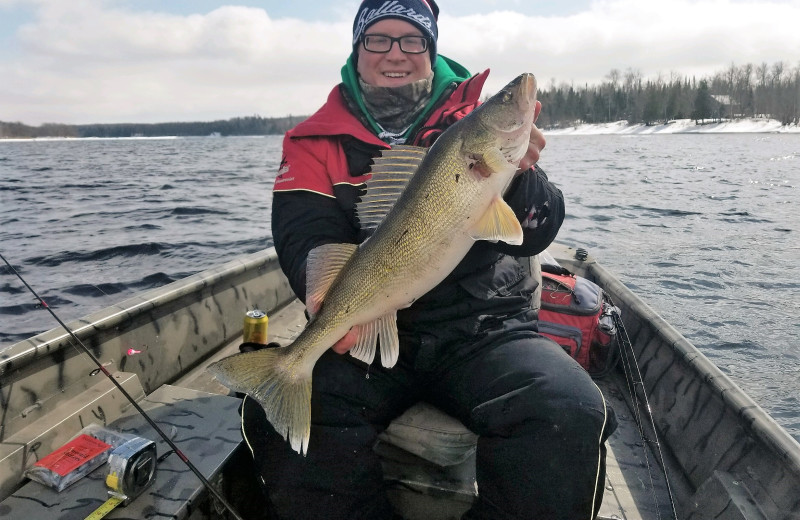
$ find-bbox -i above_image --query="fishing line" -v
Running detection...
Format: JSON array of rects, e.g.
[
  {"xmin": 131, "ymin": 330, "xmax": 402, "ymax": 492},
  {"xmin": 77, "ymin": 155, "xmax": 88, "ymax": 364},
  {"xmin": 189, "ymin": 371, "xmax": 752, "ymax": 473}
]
[
  {"xmin": 0, "ymin": 253, "xmax": 244, "ymax": 520},
  {"xmin": 607, "ymin": 295, "xmax": 679, "ymax": 520}
]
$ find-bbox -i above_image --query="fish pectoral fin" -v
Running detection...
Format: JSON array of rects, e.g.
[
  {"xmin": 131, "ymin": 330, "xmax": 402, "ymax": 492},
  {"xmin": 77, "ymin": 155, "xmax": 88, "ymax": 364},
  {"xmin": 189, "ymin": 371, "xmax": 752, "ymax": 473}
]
[
  {"xmin": 208, "ymin": 348, "xmax": 312, "ymax": 455},
  {"xmin": 349, "ymin": 312, "xmax": 400, "ymax": 368},
  {"xmin": 305, "ymin": 243, "xmax": 359, "ymax": 318},
  {"xmin": 469, "ymin": 147, "xmax": 514, "ymax": 178},
  {"xmin": 469, "ymin": 196, "xmax": 524, "ymax": 245}
]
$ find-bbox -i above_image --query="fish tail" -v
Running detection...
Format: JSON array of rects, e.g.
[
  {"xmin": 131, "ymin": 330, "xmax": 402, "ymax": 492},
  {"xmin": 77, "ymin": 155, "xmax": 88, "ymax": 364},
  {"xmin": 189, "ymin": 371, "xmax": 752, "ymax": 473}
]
[{"xmin": 208, "ymin": 349, "xmax": 312, "ymax": 455}]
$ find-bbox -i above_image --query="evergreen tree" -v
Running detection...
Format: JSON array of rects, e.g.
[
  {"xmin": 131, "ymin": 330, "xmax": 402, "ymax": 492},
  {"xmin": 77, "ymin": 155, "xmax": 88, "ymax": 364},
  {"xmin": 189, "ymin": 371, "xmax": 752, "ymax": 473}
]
[{"xmin": 692, "ymin": 80, "xmax": 713, "ymax": 123}]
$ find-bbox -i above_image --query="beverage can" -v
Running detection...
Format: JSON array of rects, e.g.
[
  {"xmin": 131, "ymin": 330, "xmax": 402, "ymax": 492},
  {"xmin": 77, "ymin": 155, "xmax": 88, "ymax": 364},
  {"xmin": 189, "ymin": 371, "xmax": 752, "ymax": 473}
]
[{"xmin": 243, "ymin": 309, "xmax": 269, "ymax": 345}]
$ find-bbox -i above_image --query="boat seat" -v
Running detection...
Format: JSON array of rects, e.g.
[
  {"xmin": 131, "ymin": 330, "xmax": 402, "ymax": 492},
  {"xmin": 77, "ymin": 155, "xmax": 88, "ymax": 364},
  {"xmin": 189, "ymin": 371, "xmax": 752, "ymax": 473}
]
[
  {"xmin": 378, "ymin": 256, "xmax": 541, "ymax": 468},
  {"xmin": 379, "ymin": 401, "xmax": 478, "ymax": 466}
]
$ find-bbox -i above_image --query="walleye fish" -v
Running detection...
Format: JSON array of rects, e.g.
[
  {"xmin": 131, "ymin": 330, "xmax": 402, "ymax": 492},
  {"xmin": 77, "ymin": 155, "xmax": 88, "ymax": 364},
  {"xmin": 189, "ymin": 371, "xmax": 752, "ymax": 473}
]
[{"xmin": 209, "ymin": 73, "xmax": 538, "ymax": 454}]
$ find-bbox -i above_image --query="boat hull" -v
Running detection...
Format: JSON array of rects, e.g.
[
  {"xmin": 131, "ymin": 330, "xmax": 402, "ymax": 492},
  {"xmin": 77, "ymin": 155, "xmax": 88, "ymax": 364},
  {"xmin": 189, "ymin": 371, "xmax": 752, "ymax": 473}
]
[{"xmin": 1, "ymin": 245, "xmax": 799, "ymax": 519}]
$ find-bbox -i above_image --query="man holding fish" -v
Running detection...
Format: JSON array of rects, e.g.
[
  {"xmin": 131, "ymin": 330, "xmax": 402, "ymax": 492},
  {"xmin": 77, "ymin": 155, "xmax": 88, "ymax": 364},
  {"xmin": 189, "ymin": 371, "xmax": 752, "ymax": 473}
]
[{"xmin": 210, "ymin": 1, "xmax": 615, "ymax": 518}]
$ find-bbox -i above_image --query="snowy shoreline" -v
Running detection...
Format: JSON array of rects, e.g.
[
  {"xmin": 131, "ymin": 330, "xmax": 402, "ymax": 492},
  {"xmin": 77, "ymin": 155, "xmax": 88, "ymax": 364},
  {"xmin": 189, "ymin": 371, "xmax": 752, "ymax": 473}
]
[
  {"xmin": 544, "ymin": 118, "xmax": 800, "ymax": 135},
  {"xmin": 3, "ymin": 118, "xmax": 799, "ymax": 142}
]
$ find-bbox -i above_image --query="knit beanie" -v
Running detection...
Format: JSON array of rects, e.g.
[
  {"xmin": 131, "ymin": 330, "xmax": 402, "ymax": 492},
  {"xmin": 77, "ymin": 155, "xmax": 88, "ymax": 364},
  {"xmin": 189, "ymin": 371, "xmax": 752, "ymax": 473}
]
[{"xmin": 352, "ymin": 0, "xmax": 439, "ymax": 62}]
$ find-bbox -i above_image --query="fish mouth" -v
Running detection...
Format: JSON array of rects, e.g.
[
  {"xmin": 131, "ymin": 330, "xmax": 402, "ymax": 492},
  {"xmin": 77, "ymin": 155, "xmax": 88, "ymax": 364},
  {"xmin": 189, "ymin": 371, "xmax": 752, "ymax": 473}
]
[
  {"xmin": 492, "ymin": 73, "xmax": 538, "ymax": 163},
  {"xmin": 515, "ymin": 73, "xmax": 537, "ymax": 114},
  {"xmin": 467, "ymin": 73, "xmax": 539, "ymax": 166},
  {"xmin": 496, "ymin": 73, "xmax": 537, "ymax": 128}
]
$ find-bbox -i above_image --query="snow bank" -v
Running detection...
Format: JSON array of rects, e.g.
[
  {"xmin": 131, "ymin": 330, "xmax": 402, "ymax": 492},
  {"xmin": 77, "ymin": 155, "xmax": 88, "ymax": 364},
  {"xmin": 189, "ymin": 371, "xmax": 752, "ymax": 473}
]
[{"xmin": 544, "ymin": 118, "xmax": 800, "ymax": 135}]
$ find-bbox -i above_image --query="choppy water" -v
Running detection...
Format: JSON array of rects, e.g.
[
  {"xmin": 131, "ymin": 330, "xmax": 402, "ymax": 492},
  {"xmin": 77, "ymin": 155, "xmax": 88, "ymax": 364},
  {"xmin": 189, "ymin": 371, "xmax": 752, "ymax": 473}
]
[{"xmin": 1, "ymin": 133, "xmax": 798, "ymax": 441}]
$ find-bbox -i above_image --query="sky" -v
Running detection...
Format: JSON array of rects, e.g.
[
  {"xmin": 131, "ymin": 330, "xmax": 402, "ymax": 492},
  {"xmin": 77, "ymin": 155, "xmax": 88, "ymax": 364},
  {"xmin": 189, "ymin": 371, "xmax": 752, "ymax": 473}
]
[{"xmin": 1, "ymin": 0, "xmax": 799, "ymax": 126}]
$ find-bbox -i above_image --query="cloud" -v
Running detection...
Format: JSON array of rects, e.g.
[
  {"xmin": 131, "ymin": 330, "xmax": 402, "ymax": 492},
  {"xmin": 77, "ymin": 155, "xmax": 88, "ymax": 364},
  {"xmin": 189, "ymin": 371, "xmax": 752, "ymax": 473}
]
[
  {"xmin": 2, "ymin": 0, "xmax": 799, "ymax": 124},
  {"xmin": 442, "ymin": 0, "xmax": 800, "ymax": 94},
  {"xmin": 2, "ymin": 1, "xmax": 352, "ymax": 124}
]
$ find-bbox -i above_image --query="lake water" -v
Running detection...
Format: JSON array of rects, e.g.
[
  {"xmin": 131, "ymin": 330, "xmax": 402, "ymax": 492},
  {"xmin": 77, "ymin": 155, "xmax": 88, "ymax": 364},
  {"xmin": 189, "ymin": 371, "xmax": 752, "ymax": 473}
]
[{"xmin": 1, "ymin": 133, "xmax": 798, "ymax": 441}]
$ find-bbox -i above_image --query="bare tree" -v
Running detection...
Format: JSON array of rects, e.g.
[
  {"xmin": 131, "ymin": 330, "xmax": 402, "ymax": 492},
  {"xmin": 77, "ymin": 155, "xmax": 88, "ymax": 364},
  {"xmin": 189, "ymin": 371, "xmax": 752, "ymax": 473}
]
[{"xmin": 603, "ymin": 69, "xmax": 621, "ymax": 121}]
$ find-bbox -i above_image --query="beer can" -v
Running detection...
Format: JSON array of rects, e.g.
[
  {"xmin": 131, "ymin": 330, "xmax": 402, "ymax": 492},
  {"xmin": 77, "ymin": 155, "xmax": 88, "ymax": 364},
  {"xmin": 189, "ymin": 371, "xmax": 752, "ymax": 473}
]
[{"xmin": 243, "ymin": 309, "xmax": 269, "ymax": 345}]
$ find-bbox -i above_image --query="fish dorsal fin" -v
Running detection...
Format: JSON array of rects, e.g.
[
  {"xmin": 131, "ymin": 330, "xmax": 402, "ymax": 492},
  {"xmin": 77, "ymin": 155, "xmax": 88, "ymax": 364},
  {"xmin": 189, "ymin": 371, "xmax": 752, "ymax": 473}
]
[
  {"xmin": 349, "ymin": 312, "xmax": 399, "ymax": 368},
  {"xmin": 469, "ymin": 196, "xmax": 524, "ymax": 245},
  {"xmin": 305, "ymin": 243, "xmax": 359, "ymax": 318},
  {"xmin": 356, "ymin": 145, "xmax": 427, "ymax": 231}
]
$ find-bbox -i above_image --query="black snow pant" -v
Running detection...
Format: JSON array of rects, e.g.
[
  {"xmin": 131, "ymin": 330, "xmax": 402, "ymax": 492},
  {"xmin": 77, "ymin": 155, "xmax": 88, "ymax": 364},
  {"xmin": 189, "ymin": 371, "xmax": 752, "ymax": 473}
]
[{"xmin": 241, "ymin": 302, "xmax": 615, "ymax": 520}]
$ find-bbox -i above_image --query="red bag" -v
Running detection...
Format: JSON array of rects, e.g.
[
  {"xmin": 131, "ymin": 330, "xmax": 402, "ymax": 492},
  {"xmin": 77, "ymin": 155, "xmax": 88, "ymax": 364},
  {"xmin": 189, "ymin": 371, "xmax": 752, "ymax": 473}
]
[{"xmin": 538, "ymin": 271, "xmax": 617, "ymax": 376}]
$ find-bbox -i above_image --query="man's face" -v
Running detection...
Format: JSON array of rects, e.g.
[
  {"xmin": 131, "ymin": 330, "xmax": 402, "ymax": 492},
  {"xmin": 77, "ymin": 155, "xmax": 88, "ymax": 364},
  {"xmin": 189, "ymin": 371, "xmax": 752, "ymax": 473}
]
[{"xmin": 356, "ymin": 18, "xmax": 433, "ymax": 88}]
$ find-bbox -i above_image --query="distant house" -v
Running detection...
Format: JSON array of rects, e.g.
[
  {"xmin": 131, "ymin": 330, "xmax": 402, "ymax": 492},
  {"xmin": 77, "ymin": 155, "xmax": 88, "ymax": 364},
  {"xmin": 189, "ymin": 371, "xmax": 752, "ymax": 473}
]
[{"xmin": 710, "ymin": 94, "xmax": 741, "ymax": 120}]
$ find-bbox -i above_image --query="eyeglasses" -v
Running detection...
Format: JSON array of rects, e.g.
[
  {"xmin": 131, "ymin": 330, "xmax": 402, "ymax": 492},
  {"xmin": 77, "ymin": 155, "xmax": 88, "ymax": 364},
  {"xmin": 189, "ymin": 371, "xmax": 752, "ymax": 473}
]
[{"xmin": 362, "ymin": 34, "xmax": 428, "ymax": 54}]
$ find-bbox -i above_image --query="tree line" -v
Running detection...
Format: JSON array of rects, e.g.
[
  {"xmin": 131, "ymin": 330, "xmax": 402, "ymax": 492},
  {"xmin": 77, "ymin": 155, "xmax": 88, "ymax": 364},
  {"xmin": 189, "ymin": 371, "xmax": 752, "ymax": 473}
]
[
  {"xmin": 0, "ymin": 115, "xmax": 301, "ymax": 139},
  {"xmin": 536, "ymin": 61, "xmax": 800, "ymax": 128},
  {"xmin": 2, "ymin": 60, "xmax": 798, "ymax": 139}
]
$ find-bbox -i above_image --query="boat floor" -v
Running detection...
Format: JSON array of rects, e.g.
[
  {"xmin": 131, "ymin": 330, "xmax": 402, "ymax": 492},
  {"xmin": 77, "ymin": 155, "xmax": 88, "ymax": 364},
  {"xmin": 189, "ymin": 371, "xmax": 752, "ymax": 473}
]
[{"xmin": 176, "ymin": 299, "xmax": 683, "ymax": 520}]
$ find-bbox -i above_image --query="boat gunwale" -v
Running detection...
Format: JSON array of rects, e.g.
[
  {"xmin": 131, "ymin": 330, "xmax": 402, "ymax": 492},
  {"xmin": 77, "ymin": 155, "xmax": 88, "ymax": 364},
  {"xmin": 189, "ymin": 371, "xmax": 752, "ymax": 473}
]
[
  {"xmin": 0, "ymin": 248, "xmax": 283, "ymax": 377},
  {"xmin": 583, "ymin": 256, "xmax": 800, "ymax": 475}
]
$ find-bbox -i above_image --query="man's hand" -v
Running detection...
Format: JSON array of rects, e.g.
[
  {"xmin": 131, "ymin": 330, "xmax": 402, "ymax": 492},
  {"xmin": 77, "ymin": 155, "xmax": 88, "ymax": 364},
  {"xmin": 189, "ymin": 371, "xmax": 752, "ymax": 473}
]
[
  {"xmin": 518, "ymin": 100, "xmax": 546, "ymax": 172},
  {"xmin": 331, "ymin": 326, "xmax": 359, "ymax": 354}
]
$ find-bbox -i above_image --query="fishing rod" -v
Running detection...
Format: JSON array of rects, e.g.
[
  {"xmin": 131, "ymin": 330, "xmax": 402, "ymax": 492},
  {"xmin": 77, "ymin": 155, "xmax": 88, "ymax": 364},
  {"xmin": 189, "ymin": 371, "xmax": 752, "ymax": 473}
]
[
  {"xmin": 0, "ymin": 253, "xmax": 245, "ymax": 520},
  {"xmin": 607, "ymin": 295, "xmax": 679, "ymax": 520}
]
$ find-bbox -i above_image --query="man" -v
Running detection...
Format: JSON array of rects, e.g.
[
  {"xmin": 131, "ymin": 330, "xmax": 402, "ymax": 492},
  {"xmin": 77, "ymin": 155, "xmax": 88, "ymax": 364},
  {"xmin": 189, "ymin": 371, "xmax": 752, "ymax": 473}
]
[{"xmin": 242, "ymin": 1, "xmax": 615, "ymax": 518}]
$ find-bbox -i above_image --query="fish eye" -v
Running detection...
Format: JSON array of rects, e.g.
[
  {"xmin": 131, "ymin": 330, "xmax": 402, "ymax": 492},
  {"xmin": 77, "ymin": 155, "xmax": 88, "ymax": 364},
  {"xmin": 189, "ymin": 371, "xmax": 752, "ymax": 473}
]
[{"xmin": 501, "ymin": 91, "xmax": 513, "ymax": 103}]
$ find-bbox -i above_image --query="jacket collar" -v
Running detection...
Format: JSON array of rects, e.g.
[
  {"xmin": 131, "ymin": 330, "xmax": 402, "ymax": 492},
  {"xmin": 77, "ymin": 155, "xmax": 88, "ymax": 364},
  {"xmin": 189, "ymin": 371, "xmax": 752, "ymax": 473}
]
[{"xmin": 287, "ymin": 86, "xmax": 385, "ymax": 146}]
